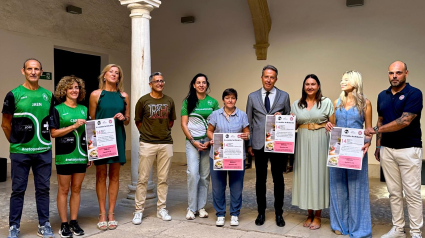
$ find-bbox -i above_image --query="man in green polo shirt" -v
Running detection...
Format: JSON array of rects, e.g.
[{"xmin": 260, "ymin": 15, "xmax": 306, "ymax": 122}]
[{"xmin": 2, "ymin": 59, "xmax": 55, "ymax": 238}]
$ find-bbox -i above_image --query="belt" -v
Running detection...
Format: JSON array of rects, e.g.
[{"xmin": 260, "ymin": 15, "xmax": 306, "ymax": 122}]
[{"xmin": 298, "ymin": 122, "xmax": 327, "ymax": 130}]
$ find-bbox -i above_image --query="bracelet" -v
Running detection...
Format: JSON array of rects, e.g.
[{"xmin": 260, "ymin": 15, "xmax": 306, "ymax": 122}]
[{"xmin": 376, "ymin": 146, "xmax": 381, "ymax": 149}]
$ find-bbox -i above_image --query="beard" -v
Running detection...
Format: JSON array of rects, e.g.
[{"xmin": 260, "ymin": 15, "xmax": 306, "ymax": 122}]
[
  {"xmin": 390, "ymin": 78, "xmax": 405, "ymax": 87},
  {"xmin": 391, "ymin": 81, "xmax": 400, "ymax": 86}
]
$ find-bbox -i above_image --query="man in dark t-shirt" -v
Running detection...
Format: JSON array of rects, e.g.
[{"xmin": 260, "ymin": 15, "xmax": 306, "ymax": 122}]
[
  {"xmin": 2, "ymin": 59, "xmax": 55, "ymax": 238},
  {"xmin": 132, "ymin": 72, "xmax": 176, "ymax": 225},
  {"xmin": 365, "ymin": 61, "xmax": 423, "ymax": 238}
]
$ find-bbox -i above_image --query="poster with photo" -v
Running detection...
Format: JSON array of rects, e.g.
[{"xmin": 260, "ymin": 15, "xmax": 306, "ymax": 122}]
[
  {"xmin": 327, "ymin": 127, "xmax": 364, "ymax": 170},
  {"xmin": 212, "ymin": 133, "xmax": 244, "ymax": 171},
  {"xmin": 85, "ymin": 118, "xmax": 118, "ymax": 161},
  {"xmin": 264, "ymin": 115, "xmax": 296, "ymax": 153}
]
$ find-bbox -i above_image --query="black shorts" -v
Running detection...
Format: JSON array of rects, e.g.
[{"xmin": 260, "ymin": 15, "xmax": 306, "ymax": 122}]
[{"xmin": 56, "ymin": 164, "xmax": 87, "ymax": 175}]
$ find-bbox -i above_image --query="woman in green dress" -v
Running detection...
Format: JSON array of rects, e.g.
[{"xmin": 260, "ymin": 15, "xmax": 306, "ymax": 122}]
[
  {"xmin": 291, "ymin": 74, "xmax": 334, "ymax": 230},
  {"xmin": 89, "ymin": 64, "xmax": 130, "ymax": 230}
]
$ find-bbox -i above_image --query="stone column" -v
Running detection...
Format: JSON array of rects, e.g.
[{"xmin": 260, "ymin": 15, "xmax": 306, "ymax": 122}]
[{"xmin": 120, "ymin": 0, "xmax": 161, "ymax": 201}]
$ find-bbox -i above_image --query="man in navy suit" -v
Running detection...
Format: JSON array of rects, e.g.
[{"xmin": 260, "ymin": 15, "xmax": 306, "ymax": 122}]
[{"xmin": 246, "ymin": 65, "xmax": 291, "ymax": 227}]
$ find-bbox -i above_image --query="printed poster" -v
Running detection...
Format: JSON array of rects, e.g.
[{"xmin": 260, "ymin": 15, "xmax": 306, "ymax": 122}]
[
  {"xmin": 327, "ymin": 127, "xmax": 364, "ymax": 170},
  {"xmin": 85, "ymin": 118, "xmax": 118, "ymax": 161},
  {"xmin": 213, "ymin": 133, "xmax": 244, "ymax": 170},
  {"xmin": 264, "ymin": 115, "xmax": 296, "ymax": 154}
]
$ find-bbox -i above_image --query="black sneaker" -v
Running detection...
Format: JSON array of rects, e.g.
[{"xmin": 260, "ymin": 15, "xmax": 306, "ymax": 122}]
[
  {"xmin": 69, "ymin": 221, "xmax": 84, "ymax": 236},
  {"xmin": 59, "ymin": 223, "xmax": 73, "ymax": 238}
]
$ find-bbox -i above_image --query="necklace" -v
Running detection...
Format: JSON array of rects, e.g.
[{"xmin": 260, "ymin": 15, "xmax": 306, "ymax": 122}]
[
  {"xmin": 224, "ymin": 108, "xmax": 236, "ymax": 117},
  {"xmin": 150, "ymin": 92, "xmax": 164, "ymax": 99}
]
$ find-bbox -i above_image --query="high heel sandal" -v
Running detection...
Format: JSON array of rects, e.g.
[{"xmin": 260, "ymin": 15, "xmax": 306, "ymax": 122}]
[
  {"xmin": 107, "ymin": 213, "xmax": 118, "ymax": 230},
  {"xmin": 97, "ymin": 214, "xmax": 108, "ymax": 230}
]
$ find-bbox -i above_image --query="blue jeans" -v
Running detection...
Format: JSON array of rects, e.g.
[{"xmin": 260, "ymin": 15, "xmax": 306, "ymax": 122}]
[
  {"xmin": 209, "ymin": 157, "xmax": 245, "ymax": 217},
  {"xmin": 9, "ymin": 150, "xmax": 52, "ymax": 227},
  {"xmin": 186, "ymin": 139, "xmax": 210, "ymax": 212},
  {"xmin": 329, "ymin": 154, "xmax": 372, "ymax": 238}
]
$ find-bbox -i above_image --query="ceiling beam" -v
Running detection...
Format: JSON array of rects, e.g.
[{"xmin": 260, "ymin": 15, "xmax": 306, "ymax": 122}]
[{"xmin": 247, "ymin": 0, "xmax": 271, "ymax": 60}]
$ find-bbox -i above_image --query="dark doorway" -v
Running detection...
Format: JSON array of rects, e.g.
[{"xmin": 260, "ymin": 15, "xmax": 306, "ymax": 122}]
[{"xmin": 54, "ymin": 48, "xmax": 101, "ymax": 108}]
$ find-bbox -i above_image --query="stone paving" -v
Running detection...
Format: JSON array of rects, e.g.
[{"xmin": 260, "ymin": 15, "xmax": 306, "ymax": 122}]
[{"xmin": 0, "ymin": 160, "xmax": 424, "ymax": 237}]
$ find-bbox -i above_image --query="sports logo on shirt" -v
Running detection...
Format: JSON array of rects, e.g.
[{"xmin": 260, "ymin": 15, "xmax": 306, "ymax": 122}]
[
  {"xmin": 81, "ymin": 110, "xmax": 85, "ymax": 115},
  {"xmin": 208, "ymin": 100, "xmax": 213, "ymax": 106},
  {"xmin": 399, "ymin": 95, "xmax": 405, "ymax": 100},
  {"xmin": 42, "ymin": 93, "xmax": 49, "ymax": 101}
]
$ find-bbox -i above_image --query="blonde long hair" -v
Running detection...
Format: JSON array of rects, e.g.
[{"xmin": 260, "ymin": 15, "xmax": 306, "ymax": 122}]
[
  {"xmin": 337, "ymin": 70, "xmax": 367, "ymax": 115},
  {"xmin": 98, "ymin": 64, "xmax": 124, "ymax": 92}
]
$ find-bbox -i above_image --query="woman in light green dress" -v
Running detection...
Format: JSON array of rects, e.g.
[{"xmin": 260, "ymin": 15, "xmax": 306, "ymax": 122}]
[{"xmin": 291, "ymin": 74, "xmax": 334, "ymax": 230}]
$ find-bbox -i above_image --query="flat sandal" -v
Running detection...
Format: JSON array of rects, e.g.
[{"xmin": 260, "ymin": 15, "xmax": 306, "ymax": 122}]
[
  {"xmin": 108, "ymin": 212, "xmax": 118, "ymax": 230},
  {"xmin": 97, "ymin": 214, "xmax": 108, "ymax": 230}
]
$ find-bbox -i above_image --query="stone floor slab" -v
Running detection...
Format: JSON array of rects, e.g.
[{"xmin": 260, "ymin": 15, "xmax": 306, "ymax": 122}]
[{"xmin": 0, "ymin": 161, "xmax": 422, "ymax": 237}]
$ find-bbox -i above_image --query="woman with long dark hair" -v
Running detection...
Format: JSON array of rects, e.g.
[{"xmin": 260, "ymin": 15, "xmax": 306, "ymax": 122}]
[
  {"xmin": 181, "ymin": 73, "xmax": 219, "ymax": 220},
  {"xmin": 291, "ymin": 74, "xmax": 334, "ymax": 230}
]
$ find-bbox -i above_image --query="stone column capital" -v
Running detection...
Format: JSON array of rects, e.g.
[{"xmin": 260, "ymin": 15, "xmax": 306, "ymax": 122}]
[{"xmin": 120, "ymin": 0, "xmax": 161, "ymax": 18}]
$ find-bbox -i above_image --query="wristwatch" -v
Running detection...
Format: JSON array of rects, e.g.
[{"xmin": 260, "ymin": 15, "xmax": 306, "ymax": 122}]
[{"xmin": 373, "ymin": 126, "xmax": 379, "ymax": 134}]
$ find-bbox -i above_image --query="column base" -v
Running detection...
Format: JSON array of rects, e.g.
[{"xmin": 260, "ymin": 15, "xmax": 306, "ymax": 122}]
[
  {"xmin": 126, "ymin": 181, "xmax": 156, "ymax": 200},
  {"xmin": 146, "ymin": 180, "xmax": 156, "ymax": 199}
]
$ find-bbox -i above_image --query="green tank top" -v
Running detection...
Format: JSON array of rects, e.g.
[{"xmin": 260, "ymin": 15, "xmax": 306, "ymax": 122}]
[
  {"xmin": 51, "ymin": 103, "xmax": 88, "ymax": 165},
  {"xmin": 8, "ymin": 85, "xmax": 53, "ymax": 154}
]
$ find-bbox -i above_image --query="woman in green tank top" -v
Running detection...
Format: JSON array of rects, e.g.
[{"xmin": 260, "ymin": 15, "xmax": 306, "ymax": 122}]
[
  {"xmin": 50, "ymin": 76, "xmax": 91, "ymax": 236},
  {"xmin": 89, "ymin": 64, "xmax": 130, "ymax": 231}
]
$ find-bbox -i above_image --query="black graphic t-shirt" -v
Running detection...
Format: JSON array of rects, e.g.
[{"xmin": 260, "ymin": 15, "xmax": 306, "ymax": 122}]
[{"xmin": 135, "ymin": 93, "xmax": 176, "ymax": 144}]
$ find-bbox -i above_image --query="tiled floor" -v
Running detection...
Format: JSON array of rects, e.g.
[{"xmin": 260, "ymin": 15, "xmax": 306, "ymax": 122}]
[{"xmin": 0, "ymin": 159, "xmax": 423, "ymax": 237}]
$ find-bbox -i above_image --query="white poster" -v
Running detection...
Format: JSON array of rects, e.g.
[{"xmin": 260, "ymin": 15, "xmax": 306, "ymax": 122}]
[
  {"xmin": 327, "ymin": 127, "xmax": 364, "ymax": 170},
  {"xmin": 264, "ymin": 115, "xmax": 296, "ymax": 153},
  {"xmin": 86, "ymin": 118, "xmax": 118, "ymax": 161},
  {"xmin": 213, "ymin": 133, "xmax": 244, "ymax": 170}
]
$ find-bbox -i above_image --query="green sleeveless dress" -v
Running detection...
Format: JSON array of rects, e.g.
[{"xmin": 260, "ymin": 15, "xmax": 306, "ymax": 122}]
[{"xmin": 94, "ymin": 90, "xmax": 127, "ymax": 165}]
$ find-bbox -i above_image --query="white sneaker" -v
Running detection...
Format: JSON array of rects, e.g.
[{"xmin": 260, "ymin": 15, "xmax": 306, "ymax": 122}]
[
  {"xmin": 186, "ymin": 210, "xmax": 195, "ymax": 220},
  {"xmin": 198, "ymin": 208, "xmax": 208, "ymax": 218},
  {"xmin": 157, "ymin": 208, "xmax": 172, "ymax": 221},
  {"xmin": 132, "ymin": 212, "xmax": 143, "ymax": 225},
  {"xmin": 381, "ymin": 226, "xmax": 406, "ymax": 238},
  {"xmin": 230, "ymin": 216, "xmax": 239, "ymax": 226},
  {"xmin": 216, "ymin": 217, "xmax": 225, "ymax": 227},
  {"xmin": 412, "ymin": 234, "xmax": 422, "ymax": 238}
]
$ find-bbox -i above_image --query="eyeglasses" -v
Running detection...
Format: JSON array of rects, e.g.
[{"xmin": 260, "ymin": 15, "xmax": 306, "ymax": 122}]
[{"xmin": 151, "ymin": 80, "xmax": 165, "ymax": 84}]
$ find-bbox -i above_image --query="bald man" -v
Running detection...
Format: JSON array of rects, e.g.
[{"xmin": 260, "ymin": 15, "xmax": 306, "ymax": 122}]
[
  {"xmin": 365, "ymin": 61, "xmax": 423, "ymax": 238},
  {"xmin": 2, "ymin": 59, "xmax": 55, "ymax": 238}
]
